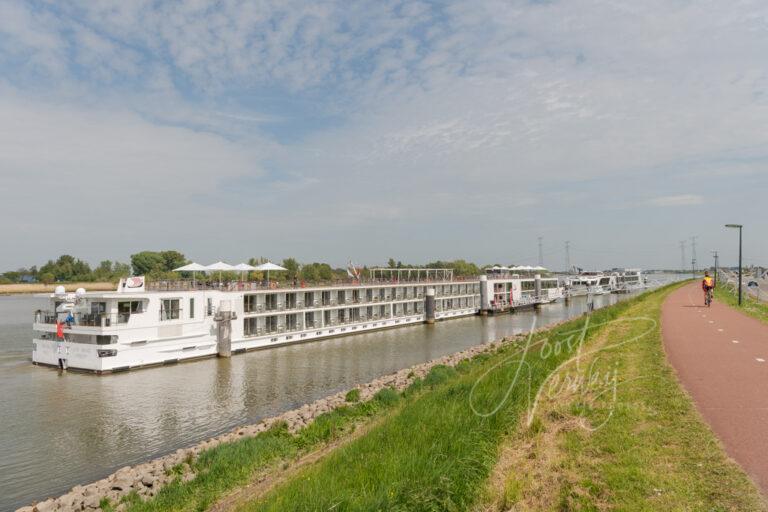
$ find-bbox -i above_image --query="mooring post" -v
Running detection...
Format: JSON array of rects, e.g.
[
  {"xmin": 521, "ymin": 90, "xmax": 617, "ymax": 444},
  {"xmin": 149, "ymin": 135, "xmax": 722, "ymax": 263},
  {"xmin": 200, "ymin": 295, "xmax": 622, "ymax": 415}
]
[
  {"xmin": 425, "ymin": 288, "xmax": 436, "ymax": 324},
  {"xmin": 215, "ymin": 300, "xmax": 236, "ymax": 357},
  {"xmin": 479, "ymin": 275, "xmax": 488, "ymax": 315}
]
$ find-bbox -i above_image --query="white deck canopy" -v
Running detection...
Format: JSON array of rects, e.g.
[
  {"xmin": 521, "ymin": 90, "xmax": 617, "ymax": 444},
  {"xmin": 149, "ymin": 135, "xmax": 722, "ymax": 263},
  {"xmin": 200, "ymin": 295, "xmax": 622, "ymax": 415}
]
[
  {"xmin": 254, "ymin": 262, "xmax": 286, "ymax": 272},
  {"xmin": 205, "ymin": 261, "xmax": 236, "ymax": 282},
  {"xmin": 205, "ymin": 262, "xmax": 236, "ymax": 271},
  {"xmin": 172, "ymin": 262, "xmax": 209, "ymax": 286},
  {"xmin": 172, "ymin": 262, "xmax": 208, "ymax": 272},
  {"xmin": 254, "ymin": 262, "xmax": 287, "ymax": 284},
  {"xmin": 233, "ymin": 263, "xmax": 258, "ymax": 281}
]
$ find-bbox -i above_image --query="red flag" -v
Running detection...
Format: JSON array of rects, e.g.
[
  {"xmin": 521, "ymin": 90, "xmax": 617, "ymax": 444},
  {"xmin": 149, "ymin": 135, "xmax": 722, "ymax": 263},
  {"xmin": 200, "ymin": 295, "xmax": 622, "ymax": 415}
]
[{"xmin": 56, "ymin": 321, "xmax": 64, "ymax": 339}]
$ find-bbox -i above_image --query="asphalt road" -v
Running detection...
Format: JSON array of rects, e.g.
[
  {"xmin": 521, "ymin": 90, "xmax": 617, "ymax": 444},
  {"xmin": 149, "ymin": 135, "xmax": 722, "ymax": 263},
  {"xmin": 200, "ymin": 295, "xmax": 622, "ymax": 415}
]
[{"xmin": 663, "ymin": 282, "xmax": 768, "ymax": 494}]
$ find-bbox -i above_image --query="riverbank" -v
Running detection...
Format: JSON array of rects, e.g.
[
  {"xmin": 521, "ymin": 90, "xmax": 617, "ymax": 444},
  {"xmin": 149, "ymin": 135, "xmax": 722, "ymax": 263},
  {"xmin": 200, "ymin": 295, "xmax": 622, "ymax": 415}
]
[
  {"xmin": 20, "ymin": 332, "xmax": 527, "ymax": 512},
  {"xmin": 244, "ymin": 283, "xmax": 763, "ymax": 511},
  {"xmin": 25, "ymin": 282, "xmax": 763, "ymax": 511},
  {"xmin": 0, "ymin": 282, "xmax": 115, "ymax": 295},
  {"xmin": 3, "ymin": 289, "xmax": 624, "ymax": 511}
]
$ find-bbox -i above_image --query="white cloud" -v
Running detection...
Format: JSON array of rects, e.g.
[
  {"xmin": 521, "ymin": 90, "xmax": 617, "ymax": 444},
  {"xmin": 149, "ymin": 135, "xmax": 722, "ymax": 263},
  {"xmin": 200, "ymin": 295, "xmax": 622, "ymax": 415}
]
[
  {"xmin": 647, "ymin": 195, "xmax": 705, "ymax": 207},
  {"xmin": 0, "ymin": 92, "xmax": 271, "ymax": 266},
  {"xmin": 1, "ymin": 0, "xmax": 768, "ymax": 269}
]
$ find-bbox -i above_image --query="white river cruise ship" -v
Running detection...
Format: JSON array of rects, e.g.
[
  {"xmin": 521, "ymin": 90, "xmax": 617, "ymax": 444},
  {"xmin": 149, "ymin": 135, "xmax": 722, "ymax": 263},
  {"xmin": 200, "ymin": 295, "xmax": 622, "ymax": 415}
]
[{"xmin": 31, "ymin": 266, "xmax": 576, "ymax": 373}]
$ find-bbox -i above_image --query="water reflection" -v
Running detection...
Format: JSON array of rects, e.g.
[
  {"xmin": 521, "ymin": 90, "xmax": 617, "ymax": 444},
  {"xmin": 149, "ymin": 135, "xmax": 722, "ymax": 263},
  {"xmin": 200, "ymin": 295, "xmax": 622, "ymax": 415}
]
[{"xmin": 0, "ymin": 278, "xmax": 680, "ymax": 510}]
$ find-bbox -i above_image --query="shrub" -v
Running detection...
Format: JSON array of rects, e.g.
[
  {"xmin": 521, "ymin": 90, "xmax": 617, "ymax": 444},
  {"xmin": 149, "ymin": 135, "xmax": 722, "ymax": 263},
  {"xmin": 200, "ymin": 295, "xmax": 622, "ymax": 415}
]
[
  {"xmin": 345, "ymin": 388, "xmax": 361, "ymax": 402},
  {"xmin": 423, "ymin": 364, "xmax": 457, "ymax": 387},
  {"xmin": 373, "ymin": 387, "xmax": 400, "ymax": 406}
]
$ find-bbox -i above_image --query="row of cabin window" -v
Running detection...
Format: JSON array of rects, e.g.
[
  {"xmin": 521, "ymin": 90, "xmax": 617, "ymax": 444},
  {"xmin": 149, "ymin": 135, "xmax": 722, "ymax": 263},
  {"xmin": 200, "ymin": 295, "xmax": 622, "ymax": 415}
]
[
  {"xmin": 244, "ymin": 286, "xmax": 479, "ymax": 312},
  {"xmin": 159, "ymin": 298, "xmax": 214, "ymax": 321},
  {"xmin": 244, "ymin": 305, "xmax": 418, "ymax": 335},
  {"xmin": 493, "ymin": 280, "xmax": 559, "ymax": 292},
  {"xmin": 243, "ymin": 297, "xmax": 475, "ymax": 336}
]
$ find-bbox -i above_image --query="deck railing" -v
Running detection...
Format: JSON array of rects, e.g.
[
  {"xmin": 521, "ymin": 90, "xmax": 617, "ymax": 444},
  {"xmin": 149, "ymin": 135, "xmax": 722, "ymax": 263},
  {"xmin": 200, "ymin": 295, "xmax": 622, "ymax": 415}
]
[
  {"xmin": 34, "ymin": 310, "xmax": 118, "ymax": 327},
  {"xmin": 145, "ymin": 277, "xmax": 476, "ymax": 293}
]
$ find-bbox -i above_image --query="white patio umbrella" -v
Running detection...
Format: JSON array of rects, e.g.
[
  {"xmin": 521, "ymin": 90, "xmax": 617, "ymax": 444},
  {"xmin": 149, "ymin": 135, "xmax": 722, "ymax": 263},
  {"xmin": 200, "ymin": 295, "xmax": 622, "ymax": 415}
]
[
  {"xmin": 173, "ymin": 262, "xmax": 208, "ymax": 286},
  {"xmin": 255, "ymin": 262, "xmax": 287, "ymax": 285},
  {"xmin": 233, "ymin": 263, "xmax": 258, "ymax": 281},
  {"xmin": 205, "ymin": 261, "xmax": 236, "ymax": 283}
]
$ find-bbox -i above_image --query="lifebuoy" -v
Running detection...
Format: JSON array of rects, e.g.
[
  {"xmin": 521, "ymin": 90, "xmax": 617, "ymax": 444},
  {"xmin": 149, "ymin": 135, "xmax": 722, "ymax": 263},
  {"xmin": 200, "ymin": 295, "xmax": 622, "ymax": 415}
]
[{"xmin": 269, "ymin": 282, "xmax": 277, "ymax": 289}]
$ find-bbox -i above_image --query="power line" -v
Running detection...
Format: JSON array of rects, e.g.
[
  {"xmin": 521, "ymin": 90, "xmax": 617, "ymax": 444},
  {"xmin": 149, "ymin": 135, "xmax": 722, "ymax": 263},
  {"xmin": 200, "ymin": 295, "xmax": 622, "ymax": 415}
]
[
  {"xmin": 680, "ymin": 240, "xmax": 687, "ymax": 273},
  {"xmin": 538, "ymin": 237, "xmax": 543, "ymax": 267},
  {"xmin": 691, "ymin": 235, "xmax": 698, "ymax": 278}
]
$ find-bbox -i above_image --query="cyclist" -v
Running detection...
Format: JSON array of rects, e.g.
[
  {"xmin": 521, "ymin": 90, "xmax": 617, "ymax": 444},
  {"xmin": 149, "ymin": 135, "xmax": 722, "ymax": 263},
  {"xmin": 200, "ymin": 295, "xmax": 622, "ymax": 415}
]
[{"xmin": 702, "ymin": 271, "xmax": 715, "ymax": 306}]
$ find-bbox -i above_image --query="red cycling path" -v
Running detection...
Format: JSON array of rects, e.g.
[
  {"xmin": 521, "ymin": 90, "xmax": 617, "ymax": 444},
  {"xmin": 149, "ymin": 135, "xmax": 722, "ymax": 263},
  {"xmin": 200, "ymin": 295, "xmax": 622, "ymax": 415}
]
[{"xmin": 663, "ymin": 282, "xmax": 768, "ymax": 494}]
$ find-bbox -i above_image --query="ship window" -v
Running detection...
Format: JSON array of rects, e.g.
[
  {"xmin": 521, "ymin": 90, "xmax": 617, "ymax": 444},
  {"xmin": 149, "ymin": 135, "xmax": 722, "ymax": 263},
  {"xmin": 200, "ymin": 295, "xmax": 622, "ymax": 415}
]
[
  {"xmin": 244, "ymin": 294, "xmax": 257, "ymax": 313},
  {"xmin": 161, "ymin": 299, "xmax": 181, "ymax": 320},
  {"xmin": 118, "ymin": 301, "xmax": 143, "ymax": 324},
  {"xmin": 207, "ymin": 298, "xmax": 213, "ymax": 316},
  {"xmin": 118, "ymin": 301, "xmax": 143, "ymax": 314},
  {"xmin": 244, "ymin": 317, "xmax": 258, "ymax": 336},
  {"xmin": 189, "ymin": 298, "xmax": 195, "ymax": 319},
  {"xmin": 90, "ymin": 301, "xmax": 107, "ymax": 314}
]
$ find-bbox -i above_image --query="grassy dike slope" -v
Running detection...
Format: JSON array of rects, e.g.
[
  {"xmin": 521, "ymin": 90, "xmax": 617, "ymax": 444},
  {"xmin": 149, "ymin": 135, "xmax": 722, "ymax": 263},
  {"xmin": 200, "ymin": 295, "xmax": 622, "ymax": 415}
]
[
  {"xmin": 715, "ymin": 284, "xmax": 768, "ymax": 325},
  {"xmin": 241, "ymin": 283, "xmax": 764, "ymax": 511},
  {"xmin": 475, "ymin": 284, "xmax": 766, "ymax": 511},
  {"xmin": 118, "ymin": 284, "xmax": 763, "ymax": 511}
]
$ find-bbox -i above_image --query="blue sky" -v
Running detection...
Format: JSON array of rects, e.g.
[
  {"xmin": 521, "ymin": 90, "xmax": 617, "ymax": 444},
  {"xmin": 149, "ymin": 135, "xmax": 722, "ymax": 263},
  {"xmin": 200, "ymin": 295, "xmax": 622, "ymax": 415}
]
[{"xmin": 0, "ymin": 0, "xmax": 766, "ymax": 271}]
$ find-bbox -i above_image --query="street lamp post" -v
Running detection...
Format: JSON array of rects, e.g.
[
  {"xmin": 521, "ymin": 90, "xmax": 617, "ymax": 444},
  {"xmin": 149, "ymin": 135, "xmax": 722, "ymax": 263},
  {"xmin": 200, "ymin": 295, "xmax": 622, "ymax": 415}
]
[{"xmin": 725, "ymin": 224, "xmax": 743, "ymax": 305}]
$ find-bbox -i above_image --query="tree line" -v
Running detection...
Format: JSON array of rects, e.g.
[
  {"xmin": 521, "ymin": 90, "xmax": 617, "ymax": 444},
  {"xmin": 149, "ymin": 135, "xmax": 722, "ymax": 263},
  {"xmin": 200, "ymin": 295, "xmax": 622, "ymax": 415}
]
[
  {"xmin": 0, "ymin": 255, "xmax": 131, "ymax": 285},
  {"xmin": 1, "ymin": 251, "xmax": 494, "ymax": 285}
]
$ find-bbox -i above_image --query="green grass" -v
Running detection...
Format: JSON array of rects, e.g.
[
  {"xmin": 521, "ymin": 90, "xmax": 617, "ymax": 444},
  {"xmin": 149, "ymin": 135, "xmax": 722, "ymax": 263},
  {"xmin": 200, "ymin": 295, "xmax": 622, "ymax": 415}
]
[
  {"xmin": 715, "ymin": 282, "xmax": 768, "ymax": 325},
  {"xmin": 122, "ymin": 398, "xmax": 397, "ymax": 512},
  {"xmin": 125, "ymin": 284, "xmax": 765, "ymax": 511},
  {"xmin": 245, "ymin": 295, "xmax": 645, "ymax": 511},
  {"xmin": 485, "ymin": 283, "xmax": 766, "ymax": 511}
]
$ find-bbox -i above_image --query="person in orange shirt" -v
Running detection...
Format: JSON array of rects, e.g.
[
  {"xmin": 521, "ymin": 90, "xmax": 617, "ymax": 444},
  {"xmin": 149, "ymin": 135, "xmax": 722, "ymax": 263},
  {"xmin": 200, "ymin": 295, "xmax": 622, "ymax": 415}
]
[{"xmin": 702, "ymin": 271, "xmax": 715, "ymax": 307}]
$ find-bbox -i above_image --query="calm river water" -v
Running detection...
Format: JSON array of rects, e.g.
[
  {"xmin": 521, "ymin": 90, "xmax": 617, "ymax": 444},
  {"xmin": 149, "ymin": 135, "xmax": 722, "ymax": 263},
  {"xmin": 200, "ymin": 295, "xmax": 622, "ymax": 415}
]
[{"xmin": 0, "ymin": 275, "xmax": 680, "ymax": 510}]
